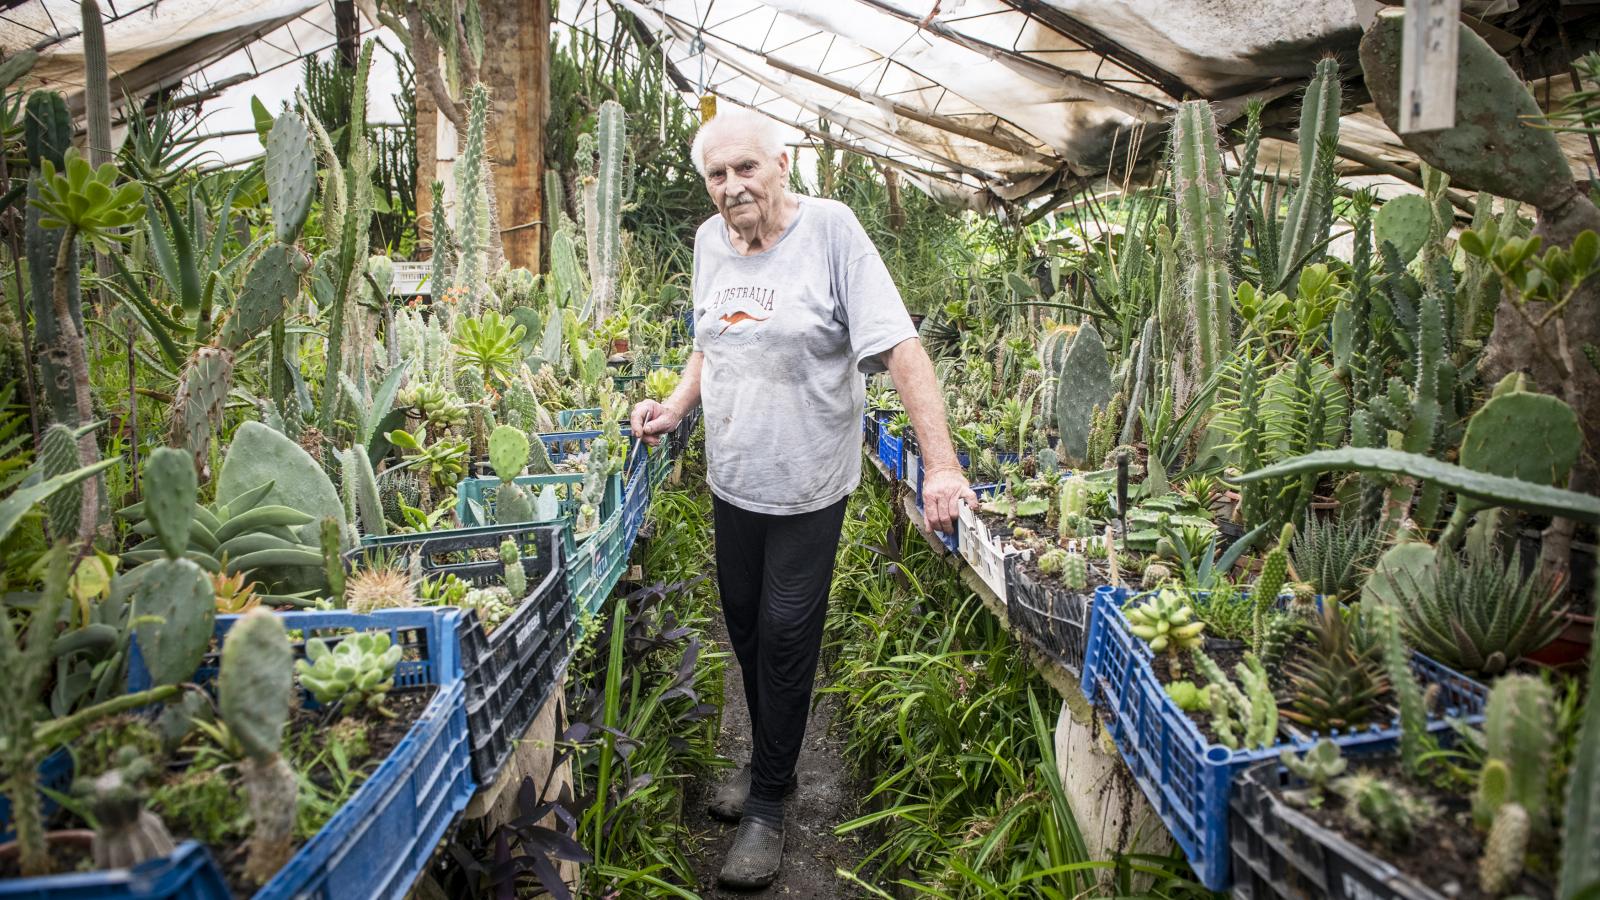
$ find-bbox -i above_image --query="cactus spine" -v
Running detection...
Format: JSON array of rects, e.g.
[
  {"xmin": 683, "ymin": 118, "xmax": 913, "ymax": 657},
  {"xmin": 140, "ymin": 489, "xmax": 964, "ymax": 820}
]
[
  {"xmin": 169, "ymin": 346, "xmax": 234, "ymax": 473},
  {"xmin": 38, "ymin": 423, "xmax": 82, "ymax": 540},
  {"xmin": 1275, "ymin": 57, "xmax": 1342, "ymax": 289},
  {"xmin": 1169, "ymin": 100, "xmax": 1232, "ymax": 381},
  {"xmin": 220, "ymin": 609, "xmax": 296, "ymax": 885}
]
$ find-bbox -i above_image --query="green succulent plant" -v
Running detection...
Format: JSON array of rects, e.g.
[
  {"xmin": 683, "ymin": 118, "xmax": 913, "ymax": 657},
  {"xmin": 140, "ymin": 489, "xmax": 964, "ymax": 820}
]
[
  {"xmin": 1281, "ymin": 739, "xmax": 1348, "ymax": 794},
  {"xmin": 452, "ymin": 309, "xmax": 527, "ymax": 394},
  {"xmin": 1290, "ymin": 512, "xmax": 1383, "ymax": 599},
  {"xmin": 1281, "ymin": 601, "xmax": 1386, "ymax": 732},
  {"xmin": 1126, "ymin": 588, "xmax": 1206, "ymax": 678},
  {"xmin": 32, "ymin": 147, "xmax": 145, "ymax": 249},
  {"xmin": 644, "ymin": 367, "xmax": 680, "ymax": 402},
  {"xmin": 294, "ymin": 632, "xmax": 403, "ymax": 716}
]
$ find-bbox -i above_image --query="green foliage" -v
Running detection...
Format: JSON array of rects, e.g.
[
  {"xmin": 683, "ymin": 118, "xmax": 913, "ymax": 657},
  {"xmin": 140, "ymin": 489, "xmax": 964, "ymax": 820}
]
[
  {"xmin": 31, "ymin": 147, "xmax": 145, "ymax": 248},
  {"xmin": 453, "ymin": 309, "xmax": 527, "ymax": 394},
  {"xmin": 1281, "ymin": 739, "xmax": 1348, "ymax": 793},
  {"xmin": 1193, "ymin": 649, "xmax": 1276, "ymax": 750}
]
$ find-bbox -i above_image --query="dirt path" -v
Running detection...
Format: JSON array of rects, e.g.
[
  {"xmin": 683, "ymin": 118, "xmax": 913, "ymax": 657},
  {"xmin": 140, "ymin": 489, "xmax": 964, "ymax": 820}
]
[{"xmin": 683, "ymin": 617, "xmax": 869, "ymax": 898}]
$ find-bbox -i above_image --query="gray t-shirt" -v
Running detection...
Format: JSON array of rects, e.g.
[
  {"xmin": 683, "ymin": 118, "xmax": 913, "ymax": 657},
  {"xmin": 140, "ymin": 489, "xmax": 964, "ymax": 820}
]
[{"xmin": 691, "ymin": 195, "xmax": 917, "ymax": 515}]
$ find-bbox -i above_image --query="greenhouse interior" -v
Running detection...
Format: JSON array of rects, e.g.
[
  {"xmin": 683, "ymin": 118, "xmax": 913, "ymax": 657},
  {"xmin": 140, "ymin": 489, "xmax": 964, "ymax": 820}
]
[{"xmin": 1, "ymin": 0, "xmax": 1599, "ymax": 897}]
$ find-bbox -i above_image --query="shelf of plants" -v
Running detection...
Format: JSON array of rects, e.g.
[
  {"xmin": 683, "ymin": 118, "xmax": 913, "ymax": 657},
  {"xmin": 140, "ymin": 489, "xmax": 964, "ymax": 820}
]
[
  {"xmin": 346, "ymin": 523, "xmax": 570, "ymax": 786},
  {"xmin": 4, "ymin": 607, "xmax": 472, "ymax": 900}
]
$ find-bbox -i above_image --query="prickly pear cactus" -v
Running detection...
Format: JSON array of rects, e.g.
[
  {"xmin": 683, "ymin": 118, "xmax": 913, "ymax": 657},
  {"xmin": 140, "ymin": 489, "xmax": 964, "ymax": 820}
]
[
  {"xmin": 1374, "ymin": 193, "xmax": 1431, "ymax": 263},
  {"xmin": 488, "ymin": 425, "xmax": 529, "ymax": 482},
  {"xmin": 221, "ymin": 608, "xmax": 292, "ymax": 759},
  {"xmin": 266, "ymin": 112, "xmax": 316, "ymax": 244},
  {"xmin": 131, "ymin": 557, "xmax": 215, "ymax": 687},
  {"xmin": 142, "ymin": 447, "xmax": 197, "ymax": 559},
  {"xmin": 38, "ymin": 422, "xmax": 81, "ymax": 540},
  {"xmin": 221, "ymin": 245, "xmax": 307, "ymax": 351},
  {"xmin": 1054, "ymin": 325, "xmax": 1113, "ymax": 466},
  {"xmin": 170, "ymin": 347, "xmax": 235, "ymax": 471}
]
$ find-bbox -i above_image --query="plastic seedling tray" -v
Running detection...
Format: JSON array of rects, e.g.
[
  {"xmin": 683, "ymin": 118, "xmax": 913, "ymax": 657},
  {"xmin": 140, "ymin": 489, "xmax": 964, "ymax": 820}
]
[
  {"xmin": 1078, "ymin": 586, "xmax": 1489, "ymax": 891},
  {"xmin": 1230, "ymin": 760, "xmax": 1444, "ymax": 900},
  {"xmin": 956, "ymin": 484, "xmax": 1022, "ymax": 601},
  {"xmin": 349, "ymin": 524, "xmax": 572, "ymax": 786},
  {"xmin": 23, "ymin": 608, "xmax": 474, "ymax": 900}
]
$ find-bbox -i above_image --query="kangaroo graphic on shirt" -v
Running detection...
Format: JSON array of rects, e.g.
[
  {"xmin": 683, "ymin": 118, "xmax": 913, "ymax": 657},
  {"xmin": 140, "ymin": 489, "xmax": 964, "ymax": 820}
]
[{"xmin": 717, "ymin": 310, "xmax": 770, "ymax": 335}]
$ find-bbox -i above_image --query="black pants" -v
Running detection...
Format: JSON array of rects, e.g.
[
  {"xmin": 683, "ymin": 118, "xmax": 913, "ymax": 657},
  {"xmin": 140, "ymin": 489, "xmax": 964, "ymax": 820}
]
[{"xmin": 712, "ymin": 493, "xmax": 848, "ymax": 803}]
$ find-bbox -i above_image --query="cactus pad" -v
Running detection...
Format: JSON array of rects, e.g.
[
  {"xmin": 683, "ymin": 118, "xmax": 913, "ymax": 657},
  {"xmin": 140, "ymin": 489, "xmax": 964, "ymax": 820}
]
[
  {"xmin": 265, "ymin": 112, "xmax": 316, "ymax": 244},
  {"xmin": 220, "ymin": 608, "xmax": 292, "ymax": 760},
  {"xmin": 38, "ymin": 422, "xmax": 81, "ymax": 540},
  {"xmin": 488, "ymin": 425, "xmax": 530, "ymax": 482},
  {"xmin": 143, "ymin": 447, "xmax": 197, "ymax": 559},
  {"xmin": 221, "ymin": 244, "xmax": 307, "ymax": 351},
  {"xmin": 131, "ymin": 557, "xmax": 216, "ymax": 687},
  {"xmin": 1374, "ymin": 193, "xmax": 1431, "ymax": 263},
  {"xmin": 1458, "ymin": 391, "xmax": 1581, "ymax": 514},
  {"xmin": 1054, "ymin": 324, "xmax": 1113, "ymax": 466}
]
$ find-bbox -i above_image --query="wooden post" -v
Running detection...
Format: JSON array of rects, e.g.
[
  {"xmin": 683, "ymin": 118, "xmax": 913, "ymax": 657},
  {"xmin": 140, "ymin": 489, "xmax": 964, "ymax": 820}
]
[
  {"xmin": 478, "ymin": 0, "xmax": 550, "ymax": 272},
  {"xmin": 1399, "ymin": 0, "xmax": 1461, "ymax": 133},
  {"xmin": 412, "ymin": 0, "xmax": 548, "ymax": 272},
  {"xmin": 335, "ymin": 0, "xmax": 359, "ymax": 69}
]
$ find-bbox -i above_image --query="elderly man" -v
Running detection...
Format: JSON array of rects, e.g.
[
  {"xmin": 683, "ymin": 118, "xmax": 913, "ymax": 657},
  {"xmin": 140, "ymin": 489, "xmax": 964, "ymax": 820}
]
[{"xmin": 630, "ymin": 108, "xmax": 975, "ymax": 889}]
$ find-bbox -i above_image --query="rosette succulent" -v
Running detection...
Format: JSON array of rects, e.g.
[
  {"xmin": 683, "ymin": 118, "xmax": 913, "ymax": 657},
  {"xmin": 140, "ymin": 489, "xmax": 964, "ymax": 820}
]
[{"xmin": 295, "ymin": 632, "xmax": 404, "ymax": 716}]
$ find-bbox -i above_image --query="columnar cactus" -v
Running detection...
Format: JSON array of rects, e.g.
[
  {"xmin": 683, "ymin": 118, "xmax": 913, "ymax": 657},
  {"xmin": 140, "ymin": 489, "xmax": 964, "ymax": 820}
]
[
  {"xmin": 452, "ymin": 83, "xmax": 492, "ymax": 310},
  {"xmin": 1060, "ymin": 551, "xmax": 1088, "ymax": 591},
  {"xmin": 587, "ymin": 100, "xmax": 626, "ymax": 323},
  {"xmin": 1275, "ymin": 57, "xmax": 1342, "ymax": 290},
  {"xmin": 219, "ymin": 609, "xmax": 296, "ymax": 884},
  {"xmin": 1250, "ymin": 524, "xmax": 1294, "ymax": 654},
  {"xmin": 1474, "ymin": 674, "xmax": 1555, "ymax": 830},
  {"xmin": 1169, "ymin": 100, "xmax": 1231, "ymax": 381},
  {"xmin": 1375, "ymin": 604, "xmax": 1429, "ymax": 779}
]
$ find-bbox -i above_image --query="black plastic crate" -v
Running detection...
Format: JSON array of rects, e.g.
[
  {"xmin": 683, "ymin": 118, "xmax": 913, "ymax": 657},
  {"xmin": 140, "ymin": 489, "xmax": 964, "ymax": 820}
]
[
  {"xmin": 670, "ymin": 406, "xmax": 702, "ymax": 459},
  {"xmin": 347, "ymin": 523, "xmax": 574, "ymax": 786},
  {"xmin": 1229, "ymin": 760, "xmax": 1444, "ymax": 900},
  {"xmin": 1003, "ymin": 554, "xmax": 1092, "ymax": 678}
]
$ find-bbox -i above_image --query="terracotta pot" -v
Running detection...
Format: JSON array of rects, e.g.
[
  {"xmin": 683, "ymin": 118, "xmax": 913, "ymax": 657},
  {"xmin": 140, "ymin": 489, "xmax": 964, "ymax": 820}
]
[
  {"xmin": 610, "ymin": 338, "xmax": 630, "ymax": 355},
  {"xmin": 0, "ymin": 829, "xmax": 96, "ymax": 867},
  {"xmin": 1526, "ymin": 611, "xmax": 1595, "ymax": 669}
]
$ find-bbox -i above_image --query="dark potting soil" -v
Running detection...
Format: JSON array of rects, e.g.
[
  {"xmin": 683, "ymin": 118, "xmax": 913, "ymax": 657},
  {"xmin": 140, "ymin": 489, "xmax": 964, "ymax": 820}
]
[
  {"xmin": 213, "ymin": 688, "xmax": 435, "ymax": 898},
  {"xmin": 2, "ymin": 689, "xmax": 434, "ymax": 893},
  {"xmin": 1290, "ymin": 759, "xmax": 1555, "ymax": 899}
]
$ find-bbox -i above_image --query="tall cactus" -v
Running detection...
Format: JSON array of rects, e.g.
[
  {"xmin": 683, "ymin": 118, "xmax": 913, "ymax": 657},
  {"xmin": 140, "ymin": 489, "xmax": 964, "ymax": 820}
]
[
  {"xmin": 80, "ymin": 0, "xmax": 113, "ymax": 169},
  {"xmin": 1474, "ymin": 674, "xmax": 1555, "ymax": 830},
  {"xmin": 1169, "ymin": 100, "xmax": 1232, "ymax": 381},
  {"xmin": 586, "ymin": 101, "xmax": 626, "ymax": 323},
  {"xmin": 1375, "ymin": 604, "xmax": 1429, "ymax": 779},
  {"xmin": 452, "ymin": 83, "xmax": 492, "ymax": 310},
  {"xmin": 1559, "ymin": 577, "xmax": 1600, "ymax": 898},
  {"xmin": 1275, "ymin": 57, "xmax": 1342, "ymax": 291},
  {"xmin": 219, "ymin": 609, "xmax": 297, "ymax": 885},
  {"xmin": 24, "ymin": 92, "xmax": 76, "ymax": 426}
]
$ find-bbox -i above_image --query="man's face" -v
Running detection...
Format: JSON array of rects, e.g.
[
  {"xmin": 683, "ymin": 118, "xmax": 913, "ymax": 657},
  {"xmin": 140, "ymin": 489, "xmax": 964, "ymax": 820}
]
[{"xmin": 701, "ymin": 132, "xmax": 788, "ymax": 229}]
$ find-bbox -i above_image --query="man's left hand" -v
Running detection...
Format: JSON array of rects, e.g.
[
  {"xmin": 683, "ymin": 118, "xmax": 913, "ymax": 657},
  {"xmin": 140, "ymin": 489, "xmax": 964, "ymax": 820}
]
[{"xmin": 922, "ymin": 466, "xmax": 978, "ymax": 535}]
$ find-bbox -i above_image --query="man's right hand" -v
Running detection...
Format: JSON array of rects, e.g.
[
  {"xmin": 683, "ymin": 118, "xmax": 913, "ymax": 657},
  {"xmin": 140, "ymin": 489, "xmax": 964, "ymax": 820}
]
[{"xmin": 630, "ymin": 400, "xmax": 682, "ymax": 447}]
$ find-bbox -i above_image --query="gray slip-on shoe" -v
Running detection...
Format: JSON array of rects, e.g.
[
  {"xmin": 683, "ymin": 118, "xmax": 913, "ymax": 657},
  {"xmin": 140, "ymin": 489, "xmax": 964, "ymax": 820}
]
[
  {"xmin": 707, "ymin": 766, "xmax": 797, "ymax": 823},
  {"xmin": 717, "ymin": 817, "xmax": 785, "ymax": 890}
]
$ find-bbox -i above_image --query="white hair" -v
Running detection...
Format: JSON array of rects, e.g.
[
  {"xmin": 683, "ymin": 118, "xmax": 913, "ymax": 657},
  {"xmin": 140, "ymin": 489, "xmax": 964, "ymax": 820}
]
[{"xmin": 689, "ymin": 107, "xmax": 788, "ymax": 177}]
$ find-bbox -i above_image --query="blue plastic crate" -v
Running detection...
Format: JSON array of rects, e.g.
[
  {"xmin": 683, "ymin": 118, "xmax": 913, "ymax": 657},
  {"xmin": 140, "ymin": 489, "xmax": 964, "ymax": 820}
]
[
  {"xmin": 535, "ymin": 426, "xmax": 634, "ymax": 465},
  {"xmin": 909, "ymin": 450, "xmax": 1022, "ymax": 526},
  {"xmin": 622, "ymin": 444, "xmax": 652, "ymax": 553},
  {"xmin": 1078, "ymin": 586, "xmax": 1489, "ymax": 892},
  {"xmin": 556, "ymin": 408, "xmax": 604, "ymax": 430},
  {"xmin": 875, "ymin": 424, "xmax": 906, "ymax": 480},
  {"xmin": 347, "ymin": 525, "xmax": 570, "ymax": 787},
  {"xmin": 24, "ymin": 608, "xmax": 473, "ymax": 900},
  {"xmin": 0, "ymin": 842, "xmax": 229, "ymax": 899}
]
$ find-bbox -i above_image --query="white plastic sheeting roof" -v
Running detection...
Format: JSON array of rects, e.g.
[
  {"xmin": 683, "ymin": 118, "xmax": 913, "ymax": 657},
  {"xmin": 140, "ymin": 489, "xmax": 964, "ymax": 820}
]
[
  {"xmin": 0, "ymin": 0, "xmax": 405, "ymax": 165},
  {"xmin": 568, "ymin": 0, "xmax": 1599, "ymax": 213}
]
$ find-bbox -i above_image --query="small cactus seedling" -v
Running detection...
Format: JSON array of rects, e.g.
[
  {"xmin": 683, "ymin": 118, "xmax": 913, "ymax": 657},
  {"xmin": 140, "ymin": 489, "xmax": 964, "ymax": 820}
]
[
  {"xmin": 1334, "ymin": 773, "xmax": 1431, "ymax": 848},
  {"xmin": 1060, "ymin": 551, "xmax": 1088, "ymax": 590},
  {"xmin": 500, "ymin": 538, "xmax": 526, "ymax": 598},
  {"xmin": 1036, "ymin": 547, "xmax": 1069, "ymax": 577},
  {"xmin": 1250, "ymin": 523, "xmax": 1294, "ymax": 654},
  {"xmin": 296, "ymin": 632, "xmax": 403, "ymax": 716},
  {"xmin": 1281, "ymin": 739, "xmax": 1348, "ymax": 794},
  {"xmin": 219, "ymin": 609, "xmax": 296, "ymax": 885},
  {"xmin": 75, "ymin": 746, "xmax": 174, "ymax": 870},
  {"xmin": 1126, "ymin": 588, "xmax": 1205, "ymax": 679},
  {"xmin": 1165, "ymin": 680, "xmax": 1208, "ymax": 712}
]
